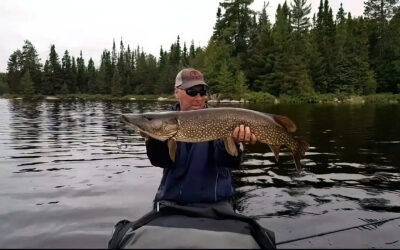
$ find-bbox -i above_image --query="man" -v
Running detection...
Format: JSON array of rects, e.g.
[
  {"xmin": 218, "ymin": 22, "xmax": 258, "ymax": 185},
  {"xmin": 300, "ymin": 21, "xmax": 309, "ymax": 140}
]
[
  {"xmin": 143, "ymin": 68, "xmax": 257, "ymax": 206},
  {"xmin": 108, "ymin": 69, "xmax": 276, "ymax": 249}
]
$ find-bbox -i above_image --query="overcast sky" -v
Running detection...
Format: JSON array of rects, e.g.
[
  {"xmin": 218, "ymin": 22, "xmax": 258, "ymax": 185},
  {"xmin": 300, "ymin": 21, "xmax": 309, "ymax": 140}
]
[{"xmin": 0, "ymin": 0, "xmax": 364, "ymax": 72}]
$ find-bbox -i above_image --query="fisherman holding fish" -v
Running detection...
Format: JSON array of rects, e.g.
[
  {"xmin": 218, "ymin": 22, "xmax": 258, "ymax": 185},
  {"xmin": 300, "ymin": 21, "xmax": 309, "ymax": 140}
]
[
  {"xmin": 112, "ymin": 68, "xmax": 309, "ymax": 248},
  {"xmin": 141, "ymin": 68, "xmax": 257, "ymax": 206}
]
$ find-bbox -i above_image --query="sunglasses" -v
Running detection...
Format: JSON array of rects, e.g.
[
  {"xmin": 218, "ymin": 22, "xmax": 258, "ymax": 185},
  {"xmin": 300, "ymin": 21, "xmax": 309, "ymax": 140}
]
[{"xmin": 180, "ymin": 87, "xmax": 207, "ymax": 97}]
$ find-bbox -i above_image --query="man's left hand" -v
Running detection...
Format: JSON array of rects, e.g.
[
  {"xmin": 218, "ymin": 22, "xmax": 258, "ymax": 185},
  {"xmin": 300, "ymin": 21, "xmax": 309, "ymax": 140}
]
[{"xmin": 232, "ymin": 125, "xmax": 257, "ymax": 145}]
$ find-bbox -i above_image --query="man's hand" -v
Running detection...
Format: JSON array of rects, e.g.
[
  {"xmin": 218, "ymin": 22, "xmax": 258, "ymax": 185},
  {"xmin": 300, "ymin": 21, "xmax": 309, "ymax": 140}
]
[{"xmin": 232, "ymin": 125, "xmax": 257, "ymax": 145}]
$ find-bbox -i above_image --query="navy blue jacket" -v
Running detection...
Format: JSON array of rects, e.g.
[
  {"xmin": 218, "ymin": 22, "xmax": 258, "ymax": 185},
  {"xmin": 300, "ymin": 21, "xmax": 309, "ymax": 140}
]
[{"xmin": 145, "ymin": 104, "xmax": 243, "ymax": 204}]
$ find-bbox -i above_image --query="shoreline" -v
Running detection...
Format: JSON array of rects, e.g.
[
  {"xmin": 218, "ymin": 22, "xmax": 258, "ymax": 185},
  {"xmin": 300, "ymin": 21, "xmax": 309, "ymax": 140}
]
[{"xmin": 1, "ymin": 93, "xmax": 399, "ymax": 104}]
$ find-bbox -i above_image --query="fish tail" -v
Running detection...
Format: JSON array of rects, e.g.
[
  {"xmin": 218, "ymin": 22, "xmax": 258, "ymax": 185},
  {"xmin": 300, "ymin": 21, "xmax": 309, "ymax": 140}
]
[{"xmin": 292, "ymin": 138, "xmax": 310, "ymax": 171}]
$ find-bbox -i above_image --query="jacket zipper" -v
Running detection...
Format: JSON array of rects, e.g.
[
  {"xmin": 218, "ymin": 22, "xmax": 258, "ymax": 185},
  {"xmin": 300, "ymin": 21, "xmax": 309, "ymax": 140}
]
[{"xmin": 214, "ymin": 171, "xmax": 219, "ymax": 201}]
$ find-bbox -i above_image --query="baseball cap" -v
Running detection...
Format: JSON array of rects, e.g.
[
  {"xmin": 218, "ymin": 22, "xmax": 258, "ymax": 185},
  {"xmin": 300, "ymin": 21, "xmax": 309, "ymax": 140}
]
[{"xmin": 175, "ymin": 68, "xmax": 208, "ymax": 89}]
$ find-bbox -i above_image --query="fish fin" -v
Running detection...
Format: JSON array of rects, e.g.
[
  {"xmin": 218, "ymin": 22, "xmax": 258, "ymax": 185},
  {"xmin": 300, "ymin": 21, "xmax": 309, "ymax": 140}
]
[
  {"xmin": 292, "ymin": 138, "xmax": 310, "ymax": 171},
  {"xmin": 273, "ymin": 115, "xmax": 297, "ymax": 133},
  {"xmin": 268, "ymin": 144, "xmax": 281, "ymax": 162},
  {"xmin": 167, "ymin": 139, "xmax": 177, "ymax": 162},
  {"xmin": 223, "ymin": 137, "xmax": 238, "ymax": 157}
]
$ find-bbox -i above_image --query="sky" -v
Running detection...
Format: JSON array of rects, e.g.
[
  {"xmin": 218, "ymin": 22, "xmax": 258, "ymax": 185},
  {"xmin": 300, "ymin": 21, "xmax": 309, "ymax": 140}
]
[{"xmin": 0, "ymin": 0, "xmax": 365, "ymax": 72}]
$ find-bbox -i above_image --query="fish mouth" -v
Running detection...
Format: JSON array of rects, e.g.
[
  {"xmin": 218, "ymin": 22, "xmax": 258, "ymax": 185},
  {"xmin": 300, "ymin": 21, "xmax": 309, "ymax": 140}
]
[
  {"xmin": 120, "ymin": 115, "xmax": 141, "ymax": 131},
  {"xmin": 119, "ymin": 114, "xmax": 173, "ymax": 141}
]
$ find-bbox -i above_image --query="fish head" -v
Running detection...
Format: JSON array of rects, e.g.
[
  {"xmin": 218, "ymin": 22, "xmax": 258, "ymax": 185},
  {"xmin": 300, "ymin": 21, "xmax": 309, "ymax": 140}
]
[{"xmin": 120, "ymin": 113, "xmax": 178, "ymax": 141}]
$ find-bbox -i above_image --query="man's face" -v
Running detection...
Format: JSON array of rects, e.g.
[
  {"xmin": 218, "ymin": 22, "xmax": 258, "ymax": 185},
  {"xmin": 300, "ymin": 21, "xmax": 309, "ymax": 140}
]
[{"xmin": 175, "ymin": 85, "xmax": 207, "ymax": 111}]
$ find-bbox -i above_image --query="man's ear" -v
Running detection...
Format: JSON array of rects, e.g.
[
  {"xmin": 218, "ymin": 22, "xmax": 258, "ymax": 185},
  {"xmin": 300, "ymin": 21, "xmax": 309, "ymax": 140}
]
[{"xmin": 174, "ymin": 88, "xmax": 179, "ymax": 99}]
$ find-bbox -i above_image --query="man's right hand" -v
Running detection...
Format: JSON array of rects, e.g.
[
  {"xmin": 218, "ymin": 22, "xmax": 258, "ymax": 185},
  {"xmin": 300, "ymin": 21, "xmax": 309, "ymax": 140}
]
[{"xmin": 232, "ymin": 125, "xmax": 257, "ymax": 145}]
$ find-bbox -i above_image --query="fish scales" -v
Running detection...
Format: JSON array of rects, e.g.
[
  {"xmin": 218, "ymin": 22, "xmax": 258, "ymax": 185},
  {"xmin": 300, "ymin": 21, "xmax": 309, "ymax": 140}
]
[{"xmin": 175, "ymin": 108, "xmax": 288, "ymax": 145}]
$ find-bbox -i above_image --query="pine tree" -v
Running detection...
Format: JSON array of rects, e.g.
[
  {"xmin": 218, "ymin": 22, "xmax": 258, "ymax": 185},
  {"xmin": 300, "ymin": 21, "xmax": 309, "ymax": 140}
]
[
  {"xmin": 42, "ymin": 45, "xmax": 62, "ymax": 95},
  {"xmin": 202, "ymin": 40, "xmax": 244, "ymax": 97},
  {"xmin": 76, "ymin": 51, "xmax": 87, "ymax": 93},
  {"xmin": 181, "ymin": 42, "xmax": 189, "ymax": 67},
  {"xmin": 20, "ymin": 70, "xmax": 35, "ymax": 96},
  {"xmin": 211, "ymin": 0, "xmax": 255, "ymax": 61},
  {"xmin": 111, "ymin": 68, "xmax": 123, "ymax": 96},
  {"xmin": 189, "ymin": 40, "xmax": 196, "ymax": 60},
  {"xmin": 312, "ymin": 0, "xmax": 336, "ymax": 93},
  {"xmin": 71, "ymin": 57, "xmax": 78, "ymax": 93},
  {"xmin": 215, "ymin": 60, "xmax": 236, "ymax": 95},
  {"xmin": 99, "ymin": 50, "xmax": 113, "ymax": 94},
  {"xmin": 336, "ymin": 3, "xmax": 346, "ymax": 24},
  {"xmin": 111, "ymin": 39, "xmax": 117, "ymax": 70},
  {"xmin": 0, "ymin": 73, "xmax": 9, "ymax": 94},
  {"xmin": 246, "ymin": 1, "xmax": 274, "ymax": 91},
  {"xmin": 21, "ymin": 40, "xmax": 42, "ymax": 93},
  {"xmin": 364, "ymin": 0, "xmax": 399, "ymax": 21},
  {"xmin": 87, "ymin": 58, "xmax": 97, "ymax": 94},
  {"xmin": 6, "ymin": 50, "xmax": 23, "ymax": 93},
  {"xmin": 335, "ymin": 16, "xmax": 377, "ymax": 94},
  {"xmin": 380, "ymin": 10, "xmax": 400, "ymax": 93},
  {"xmin": 291, "ymin": 0, "xmax": 312, "ymax": 32},
  {"xmin": 117, "ymin": 39, "xmax": 128, "ymax": 93},
  {"xmin": 61, "ymin": 50, "xmax": 73, "ymax": 94},
  {"xmin": 125, "ymin": 45, "xmax": 134, "ymax": 94},
  {"xmin": 364, "ymin": 0, "xmax": 400, "ymax": 92}
]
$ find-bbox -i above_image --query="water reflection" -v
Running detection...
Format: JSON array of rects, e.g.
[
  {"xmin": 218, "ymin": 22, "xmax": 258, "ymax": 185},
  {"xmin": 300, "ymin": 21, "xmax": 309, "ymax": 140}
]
[{"xmin": 0, "ymin": 99, "xmax": 399, "ymax": 248}]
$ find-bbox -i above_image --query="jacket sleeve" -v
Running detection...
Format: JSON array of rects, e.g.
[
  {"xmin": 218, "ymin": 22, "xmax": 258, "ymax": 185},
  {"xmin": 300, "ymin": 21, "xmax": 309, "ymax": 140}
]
[
  {"xmin": 145, "ymin": 138, "xmax": 174, "ymax": 168},
  {"xmin": 213, "ymin": 139, "xmax": 243, "ymax": 169}
]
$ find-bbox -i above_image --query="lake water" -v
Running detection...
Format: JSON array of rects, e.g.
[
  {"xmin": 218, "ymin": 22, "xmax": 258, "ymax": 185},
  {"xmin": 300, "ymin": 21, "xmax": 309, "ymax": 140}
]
[{"xmin": 0, "ymin": 98, "xmax": 399, "ymax": 248}]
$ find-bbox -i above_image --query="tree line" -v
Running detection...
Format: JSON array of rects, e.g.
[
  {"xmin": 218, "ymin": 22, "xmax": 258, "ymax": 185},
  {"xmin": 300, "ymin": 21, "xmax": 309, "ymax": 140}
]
[{"xmin": 1, "ymin": 0, "xmax": 399, "ymax": 98}]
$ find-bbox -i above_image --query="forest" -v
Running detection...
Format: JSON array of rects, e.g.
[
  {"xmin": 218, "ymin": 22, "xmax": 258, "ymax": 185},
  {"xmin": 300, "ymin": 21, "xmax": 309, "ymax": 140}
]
[{"xmin": 1, "ymin": 0, "xmax": 399, "ymax": 102}]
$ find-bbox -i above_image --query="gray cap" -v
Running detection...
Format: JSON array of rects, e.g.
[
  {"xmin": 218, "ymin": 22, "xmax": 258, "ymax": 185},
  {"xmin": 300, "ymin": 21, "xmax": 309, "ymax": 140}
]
[{"xmin": 175, "ymin": 68, "xmax": 208, "ymax": 89}]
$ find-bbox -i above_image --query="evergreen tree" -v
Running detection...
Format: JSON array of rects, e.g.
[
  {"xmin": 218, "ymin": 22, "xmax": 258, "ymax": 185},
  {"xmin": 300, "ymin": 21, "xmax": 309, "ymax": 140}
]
[
  {"xmin": 312, "ymin": 0, "xmax": 336, "ymax": 93},
  {"xmin": 61, "ymin": 50, "xmax": 73, "ymax": 94},
  {"xmin": 211, "ymin": 0, "xmax": 255, "ymax": 62},
  {"xmin": 246, "ymin": 1, "xmax": 274, "ymax": 91},
  {"xmin": 189, "ymin": 40, "xmax": 196, "ymax": 61},
  {"xmin": 117, "ymin": 39, "xmax": 129, "ymax": 93},
  {"xmin": 181, "ymin": 42, "xmax": 189, "ymax": 67},
  {"xmin": 202, "ymin": 40, "xmax": 245, "ymax": 97},
  {"xmin": 364, "ymin": 0, "xmax": 400, "ymax": 92},
  {"xmin": 125, "ymin": 45, "xmax": 134, "ymax": 94},
  {"xmin": 6, "ymin": 50, "xmax": 23, "ymax": 93},
  {"xmin": 76, "ymin": 51, "xmax": 87, "ymax": 93},
  {"xmin": 269, "ymin": 2, "xmax": 313, "ymax": 96},
  {"xmin": 380, "ymin": 10, "xmax": 400, "ymax": 93},
  {"xmin": 334, "ymin": 16, "xmax": 377, "ymax": 94},
  {"xmin": 0, "ymin": 73, "xmax": 9, "ymax": 94},
  {"xmin": 21, "ymin": 40, "xmax": 42, "ymax": 93},
  {"xmin": 111, "ymin": 39, "xmax": 117, "ymax": 69},
  {"xmin": 291, "ymin": 0, "xmax": 312, "ymax": 32},
  {"xmin": 20, "ymin": 70, "xmax": 35, "ymax": 96},
  {"xmin": 336, "ymin": 2, "xmax": 346, "ymax": 24},
  {"xmin": 215, "ymin": 60, "xmax": 236, "ymax": 94},
  {"xmin": 70, "ymin": 57, "xmax": 78, "ymax": 93},
  {"xmin": 42, "ymin": 45, "xmax": 62, "ymax": 95},
  {"xmin": 87, "ymin": 58, "xmax": 97, "ymax": 93},
  {"xmin": 155, "ymin": 47, "xmax": 170, "ymax": 94},
  {"xmin": 111, "ymin": 67, "xmax": 123, "ymax": 96},
  {"xmin": 99, "ymin": 50, "xmax": 113, "ymax": 93},
  {"xmin": 364, "ymin": 0, "xmax": 399, "ymax": 21}
]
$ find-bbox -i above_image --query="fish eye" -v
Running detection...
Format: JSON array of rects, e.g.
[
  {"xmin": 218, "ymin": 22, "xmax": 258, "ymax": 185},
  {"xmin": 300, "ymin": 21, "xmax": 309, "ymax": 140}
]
[{"xmin": 145, "ymin": 116, "xmax": 153, "ymax": 121}]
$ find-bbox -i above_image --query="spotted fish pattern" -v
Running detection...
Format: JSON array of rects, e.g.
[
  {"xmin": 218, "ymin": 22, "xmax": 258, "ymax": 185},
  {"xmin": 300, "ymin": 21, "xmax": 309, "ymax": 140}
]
[{"xmin": 120, "ymin": 107, "xmax": 309, "ymax": 170}]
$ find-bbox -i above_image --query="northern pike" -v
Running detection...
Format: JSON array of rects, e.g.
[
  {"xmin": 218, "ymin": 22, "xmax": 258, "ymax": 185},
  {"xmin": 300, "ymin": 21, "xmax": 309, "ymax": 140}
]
[{"xmin": 120, "ymin": 107, "xmax": 309, "ymax": 170}]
